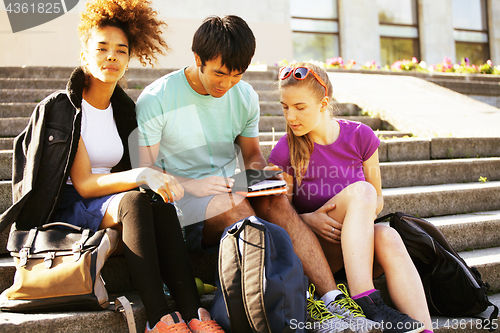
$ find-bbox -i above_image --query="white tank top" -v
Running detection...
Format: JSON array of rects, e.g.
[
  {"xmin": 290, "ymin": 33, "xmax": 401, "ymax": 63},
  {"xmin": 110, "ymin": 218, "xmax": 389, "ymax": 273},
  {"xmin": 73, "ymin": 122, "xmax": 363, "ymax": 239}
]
[{"xmin": 67, "ymin": 99, "xmax": 124, "ymax": 184}]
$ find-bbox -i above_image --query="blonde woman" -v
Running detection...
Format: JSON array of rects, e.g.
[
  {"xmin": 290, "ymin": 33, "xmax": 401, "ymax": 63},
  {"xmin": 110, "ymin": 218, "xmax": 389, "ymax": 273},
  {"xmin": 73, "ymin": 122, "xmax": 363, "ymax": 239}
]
[{"xmin": 268, "ymin": 62, "xmax": 433, "ymax": 333}]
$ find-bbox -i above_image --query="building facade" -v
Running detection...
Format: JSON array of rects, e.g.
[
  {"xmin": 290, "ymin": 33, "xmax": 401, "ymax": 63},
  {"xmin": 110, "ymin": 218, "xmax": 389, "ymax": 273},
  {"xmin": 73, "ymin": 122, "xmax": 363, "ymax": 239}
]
[{"xmin": 1, "ymin": 0, "xmax": 500, "ymax": 68}]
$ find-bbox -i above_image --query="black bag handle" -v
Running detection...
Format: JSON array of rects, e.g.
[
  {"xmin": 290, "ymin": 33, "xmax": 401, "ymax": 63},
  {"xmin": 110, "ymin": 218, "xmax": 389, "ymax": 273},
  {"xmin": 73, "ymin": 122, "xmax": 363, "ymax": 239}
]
[{"xmin": 374, "ymin": 213, "xmax": 394, "ymax": 224}]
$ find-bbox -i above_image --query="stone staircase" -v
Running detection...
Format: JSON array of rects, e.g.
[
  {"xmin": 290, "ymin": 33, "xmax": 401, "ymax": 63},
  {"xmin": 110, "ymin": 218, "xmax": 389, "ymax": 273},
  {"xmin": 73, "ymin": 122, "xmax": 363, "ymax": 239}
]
[{"xmin": 0, "ymin": 66, "xmax": 500, "ymax": 332}]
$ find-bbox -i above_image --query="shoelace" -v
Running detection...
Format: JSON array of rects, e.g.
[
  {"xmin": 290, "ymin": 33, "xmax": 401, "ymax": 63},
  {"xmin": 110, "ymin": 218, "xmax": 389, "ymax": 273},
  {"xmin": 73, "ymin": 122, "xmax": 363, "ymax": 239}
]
[
  {"xmin": 333, "ymin": 284, "xmax": 366, "ymax": 318},
  {"xmin": 195, "ymin": 319, "xmax": 225, "ymax": 332},
  {"xmin": 307, "ymin": 284, "xmax": 341, "ymax": 323}
]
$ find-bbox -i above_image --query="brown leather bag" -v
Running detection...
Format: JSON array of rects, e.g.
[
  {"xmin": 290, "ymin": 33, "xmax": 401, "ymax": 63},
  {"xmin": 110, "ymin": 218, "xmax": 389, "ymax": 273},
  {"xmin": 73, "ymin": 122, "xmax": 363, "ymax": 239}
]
[{"xmin": 0, "ymin": 222, "xmax": 119, "ymax": 313}]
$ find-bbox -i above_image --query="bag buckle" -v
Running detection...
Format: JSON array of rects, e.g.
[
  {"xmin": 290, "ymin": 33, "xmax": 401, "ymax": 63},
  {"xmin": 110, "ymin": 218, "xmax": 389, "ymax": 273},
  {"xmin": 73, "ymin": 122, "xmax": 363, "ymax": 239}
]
[
  {"xmin": 72, "ymin": 242, "xmax": 83, "ymax": 261},
  {"xmin": 19, "ymin": 248, "xmax": 30, "ymax": 267},
  {"xmin": 44, "ymin": 251, "xmax": 55, "ymax": 269}
]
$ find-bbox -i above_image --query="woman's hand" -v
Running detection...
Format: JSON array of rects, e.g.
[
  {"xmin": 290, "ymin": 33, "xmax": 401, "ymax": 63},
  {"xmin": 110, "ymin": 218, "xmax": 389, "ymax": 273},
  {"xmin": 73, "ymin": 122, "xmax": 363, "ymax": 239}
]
[
  {"xmin": 301, "ymin": 203, "xmax": 342, "ymax": 244},
  {"xmin": 182, "ymin": 176, "xmax": 234, "ymax": 197},
  {"xmin": 138, "ymin": 167, "xmax": 184, "ymax": 203}
]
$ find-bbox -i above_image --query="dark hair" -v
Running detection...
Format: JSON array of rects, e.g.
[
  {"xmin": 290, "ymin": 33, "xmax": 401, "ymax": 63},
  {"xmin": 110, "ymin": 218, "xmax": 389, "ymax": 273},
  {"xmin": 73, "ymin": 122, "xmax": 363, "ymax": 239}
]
[
  {"xmin": 78, "ymin": 0, "xmax": 169, "ymax": 67},
  {"xmin": 192, "ymin": 15, "xmax": 256, "ymax": 73}
]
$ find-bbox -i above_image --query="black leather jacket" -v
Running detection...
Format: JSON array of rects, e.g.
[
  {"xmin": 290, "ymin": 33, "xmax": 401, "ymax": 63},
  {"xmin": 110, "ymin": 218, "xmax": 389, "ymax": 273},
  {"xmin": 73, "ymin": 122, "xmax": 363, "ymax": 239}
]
[{"xmin": 0, "ymin": 67, "xmax": 137, "ymax": 232}]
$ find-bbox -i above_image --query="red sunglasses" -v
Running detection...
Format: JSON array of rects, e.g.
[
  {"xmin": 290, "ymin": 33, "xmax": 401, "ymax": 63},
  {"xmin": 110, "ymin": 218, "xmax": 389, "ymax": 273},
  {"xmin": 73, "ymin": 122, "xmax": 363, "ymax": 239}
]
[{"xmin": 279, "ymin": 66, "xmax": 328, "ymax": 97}]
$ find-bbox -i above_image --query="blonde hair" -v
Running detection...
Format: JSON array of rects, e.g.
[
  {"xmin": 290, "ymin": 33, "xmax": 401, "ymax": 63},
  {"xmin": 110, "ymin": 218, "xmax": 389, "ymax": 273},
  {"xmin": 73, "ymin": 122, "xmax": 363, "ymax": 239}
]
[{"xmin": 279, "ymin": 62, "xmax": 334, "ymax": 185}]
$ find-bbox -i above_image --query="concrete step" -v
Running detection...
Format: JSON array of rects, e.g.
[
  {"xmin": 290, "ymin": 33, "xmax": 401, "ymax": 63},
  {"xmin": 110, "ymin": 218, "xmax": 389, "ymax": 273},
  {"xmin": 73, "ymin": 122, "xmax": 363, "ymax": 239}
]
[
  {"xmin": 0, "ymin": 254, "xmax": 498, "ymax": 333},
  {"xmin": 0, "ymin": 66, "xmax": 279, "ymax": 81},
  {"xmin": 0, "ymin": 180, "xmax": 14, "ymax": 217},
  {"xmin": 0, "ymin": 101, "xmax": 283, "ymax": 120},
  {"xmin": 259, "ymin": 129, "xmax": 416, "ymax": 143},
  {"xmin": 381, "ymin": 181, "xmax": 500, "ymax": 218},
  {"xmin": 259, "ymin": 101, "xmax": 369, "ymax": 118},
  {"xmin": 428, "ymin": 78, "xmax": 500, "ymax": 96},
  {"xmin": 0, "ymin": 115, "xmax": 383, "ymax": 141},
  {"xmin": 259, "ymin": 101, "xmax": 281, "ymax": 116},
  {"xmin": 259, "ymin": 131, "xmax": 286, "ymax": 142},
  {"xmin": 380, "ymin": 157, "xmax": 500, "ymax": 188},
  {"xmin": 0, "ymin": 67, "xmax": 75, "ymax": 79},
  {"xmin": 0, "ymin": 292, "xmax": 498, "ymax": 333},
  {"xmin": 258, "ymin": 115, "xmax": 383, "ymax": 132},
  {"xmin": 0, "ymin": 89, "xmax": 56, "ymax": 104},
  {"xmin": 0, "ymin": 76, "xmax": 278, "ymax": 93},
  {"xmin": 0, "ymin": 118, "xmax": 29, "ymax": 137},
  {"xmin": 0, "ymin": 150, "xmax": 12, "ymax": 181},
  {"xmin": 0, "ymin": 103, "xmax": 36, "ymax": 118},
  {"xmin": 255, "ymin": 90, "xmax": 279, "ymax": 102},
  {"xmin": 427, "ymin": 210, "xmax": 500, "ymax": 252},
  {"xmin": 374, "ymin": 130, "xmax": 413, "ymax": 139},
  {"xmin": 0, "ymin": 78, "xmax": 67, "ymax": 90},
  {"xmin": 0, "ymin": 139, "xmax": 14, "ymax": 151},
  {"xmin": 121, "ymin": 78, "xmax": 278, "ymax": 92},
  {"xmin": 0, "ymin": 89, "xmax": 144, "ymax": 104},
  {"xmin": 334, "ymin": 102, "xmax": 362, "ymax": 116},
  {"xmin": 0, "ymin": 291, "xmax": 216, "ymax": 333},
  {"xmin": 377, "ymin": 137, "xmax": 500, "ymax": 163}
]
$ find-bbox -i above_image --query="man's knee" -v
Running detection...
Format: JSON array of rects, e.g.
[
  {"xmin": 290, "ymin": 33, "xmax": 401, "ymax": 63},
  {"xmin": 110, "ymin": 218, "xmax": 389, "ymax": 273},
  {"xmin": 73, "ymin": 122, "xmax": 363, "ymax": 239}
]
[
  {"xmin": 251, "ymin": 193, "xmax": 291, "ymax": 212},
  {"xmin": 206, "ymin": 193, "xmax": 253, "ymax": 221}
]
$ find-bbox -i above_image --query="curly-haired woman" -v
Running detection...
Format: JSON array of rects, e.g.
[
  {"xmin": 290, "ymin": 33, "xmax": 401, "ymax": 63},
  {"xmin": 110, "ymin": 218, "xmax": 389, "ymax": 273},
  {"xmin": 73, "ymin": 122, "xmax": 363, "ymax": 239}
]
[{"xmin": 0, "ymin": 0, "xmax": 224, "ymax": 332}]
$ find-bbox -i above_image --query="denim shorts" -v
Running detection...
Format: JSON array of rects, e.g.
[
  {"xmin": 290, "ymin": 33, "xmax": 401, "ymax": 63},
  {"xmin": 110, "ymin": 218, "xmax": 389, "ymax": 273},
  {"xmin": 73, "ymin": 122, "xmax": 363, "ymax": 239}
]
[{"xmin": 52, "ymin": 185, "xmax": 117, "ymax": 232}]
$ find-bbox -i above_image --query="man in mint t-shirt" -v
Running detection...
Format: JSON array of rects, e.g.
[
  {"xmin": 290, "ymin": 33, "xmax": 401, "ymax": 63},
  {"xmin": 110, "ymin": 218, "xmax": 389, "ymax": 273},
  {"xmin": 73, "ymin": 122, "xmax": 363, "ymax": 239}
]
[{"xmin": 136, "ymin": 15, "xmax": 343, "ymax": 319}]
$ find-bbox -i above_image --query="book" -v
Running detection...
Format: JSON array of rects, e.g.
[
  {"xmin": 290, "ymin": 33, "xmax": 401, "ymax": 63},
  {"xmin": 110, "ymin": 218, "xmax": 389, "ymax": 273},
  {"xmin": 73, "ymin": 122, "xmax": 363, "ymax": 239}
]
[{"xmin": 230, "ymin": 169, "xmax": 287, "ymax": 197}]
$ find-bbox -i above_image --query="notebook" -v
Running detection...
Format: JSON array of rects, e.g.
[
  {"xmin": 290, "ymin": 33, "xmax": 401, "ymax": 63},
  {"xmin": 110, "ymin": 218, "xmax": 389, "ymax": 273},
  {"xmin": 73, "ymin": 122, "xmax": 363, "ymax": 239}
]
[{"xmin": 230, "ymin": 169, "xmax": 287, "ymax": 197}]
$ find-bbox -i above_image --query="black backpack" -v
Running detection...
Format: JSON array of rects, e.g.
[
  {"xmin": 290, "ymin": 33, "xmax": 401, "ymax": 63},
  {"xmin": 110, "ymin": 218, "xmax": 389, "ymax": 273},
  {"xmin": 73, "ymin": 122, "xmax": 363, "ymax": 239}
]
[{"xmin": 376, "ymin": 212, "xmax": 498, "ymax": 327}]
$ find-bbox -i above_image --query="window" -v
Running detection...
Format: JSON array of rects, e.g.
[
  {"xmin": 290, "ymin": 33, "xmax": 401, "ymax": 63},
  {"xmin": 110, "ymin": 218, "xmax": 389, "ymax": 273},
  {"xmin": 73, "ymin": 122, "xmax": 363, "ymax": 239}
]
[
  {"xmin": 452, "ymin": 0, "xmax": 489, "ymax": 65},
  {"xmin": 290, "ymin": 0, "xmax": 339, "ymax": 62},
  {"xmin": 377, "ymin": 0, "xmax": 420, "ymax": 66}
]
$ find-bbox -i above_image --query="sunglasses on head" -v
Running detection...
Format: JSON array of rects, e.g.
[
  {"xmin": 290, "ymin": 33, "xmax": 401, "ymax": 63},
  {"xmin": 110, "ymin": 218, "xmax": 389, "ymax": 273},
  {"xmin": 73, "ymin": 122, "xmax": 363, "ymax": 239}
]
[{"xmin": 279, "ymin": 66, "xmax": 328, "ymax": 97}]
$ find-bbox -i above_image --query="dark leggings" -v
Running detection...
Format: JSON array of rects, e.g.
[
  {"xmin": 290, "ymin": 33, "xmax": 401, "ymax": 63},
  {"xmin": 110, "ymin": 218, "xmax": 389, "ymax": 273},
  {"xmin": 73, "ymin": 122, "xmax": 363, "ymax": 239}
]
[{"xmin": 118, "ymin": 191, "xmax": 200, "ymax": 326}]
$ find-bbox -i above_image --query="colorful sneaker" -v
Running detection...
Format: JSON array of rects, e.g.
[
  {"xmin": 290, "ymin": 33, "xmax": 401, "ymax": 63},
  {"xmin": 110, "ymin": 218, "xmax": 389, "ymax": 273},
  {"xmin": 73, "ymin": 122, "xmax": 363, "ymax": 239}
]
[
  {"xmin": 188, "ymin": 308, "xmax": 225, "ymax": 333},
  {"xmin": 307, "ymin": 284, "xmax": 353, "ymax": 333},
  {"xmin": 325, "ymin": 284, "xmax": 381, "ymax": 333},
  {"xmin": 145, "ymin": 312, "xmax": 192, "ymax": 333},
  {"xmin": 354, "ymin": 290, "xmax": 424, "ymax": 333}
]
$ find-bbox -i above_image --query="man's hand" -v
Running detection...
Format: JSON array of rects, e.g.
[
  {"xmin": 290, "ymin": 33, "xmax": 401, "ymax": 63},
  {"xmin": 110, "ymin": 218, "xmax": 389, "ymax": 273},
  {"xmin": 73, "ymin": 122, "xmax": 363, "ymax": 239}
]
[
  {"xmin": 182, "ymin": 176, "xmax": 235, "ymax": 197},
  {"xmin": 263, "ymin": 164, "xmax": 284, "ymax": 180},
  {"xmin": 301, "ymin": 203, "xmax": 342, "ymax": 244}
]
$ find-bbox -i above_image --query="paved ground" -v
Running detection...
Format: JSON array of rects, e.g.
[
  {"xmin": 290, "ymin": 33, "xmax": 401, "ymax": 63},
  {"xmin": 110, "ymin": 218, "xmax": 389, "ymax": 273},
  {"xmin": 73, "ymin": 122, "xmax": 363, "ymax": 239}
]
[{"xmin": 328, "ymin": 72, "xmax": 500, "ymax": 138}]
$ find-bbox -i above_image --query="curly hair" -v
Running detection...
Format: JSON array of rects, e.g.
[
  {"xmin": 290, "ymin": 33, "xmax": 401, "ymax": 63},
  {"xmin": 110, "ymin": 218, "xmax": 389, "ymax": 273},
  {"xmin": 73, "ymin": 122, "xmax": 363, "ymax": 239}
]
[{"xmin": 78, "ymin": 0, "xmax": 169, "ymax": 67}]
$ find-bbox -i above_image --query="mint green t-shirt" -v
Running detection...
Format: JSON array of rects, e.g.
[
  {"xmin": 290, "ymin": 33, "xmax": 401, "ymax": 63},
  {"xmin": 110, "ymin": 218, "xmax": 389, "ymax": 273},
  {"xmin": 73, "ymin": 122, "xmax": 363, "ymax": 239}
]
[{"xmin": 136, "ymin": 67, "xmax": 260, "ymax": 179}]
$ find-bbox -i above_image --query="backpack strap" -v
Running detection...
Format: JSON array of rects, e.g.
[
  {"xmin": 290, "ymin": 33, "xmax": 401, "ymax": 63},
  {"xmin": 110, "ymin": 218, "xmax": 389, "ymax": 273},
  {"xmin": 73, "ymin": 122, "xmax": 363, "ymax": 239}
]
[
  {"xmin": 474, "ymin": 302, "xmax": 499, "ymax": 332},
  {"xmin": 114, "ymin": 296, "xmax": 137, "ymax": 333},
  {"xmin": 240, "ymin": 221, "xmax": 271, "ymax": 333},
  {"xmin": 374, "ymin": 213, "xmax": 394, "ymax": 224},
  {"xmin": 219, "ymin": 220, "xmax": 252, "ymax": 333}
]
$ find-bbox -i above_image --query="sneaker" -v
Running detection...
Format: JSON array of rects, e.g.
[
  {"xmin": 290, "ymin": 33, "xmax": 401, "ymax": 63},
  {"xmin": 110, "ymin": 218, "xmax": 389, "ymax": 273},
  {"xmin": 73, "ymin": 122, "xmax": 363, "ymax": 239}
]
[
  {"xmin": 307, "ymin": 284, "xmax": 354, "ymax": 333},
  {"xmin": 325, "ymin": 284, "xmax": 381, "ymax": 333},
  {"xmin": 354, "ymin": 290, "xmax": 424, "ymax": 333},
  {"xmin": 188, "ymin": 308, "xmax": 225, "ymax": 333},
  {"xmin": 145, "ymin": 312, "xmax": 192, "ymax": 333}
]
